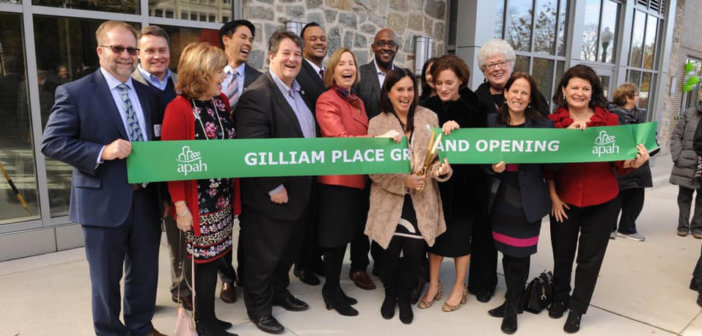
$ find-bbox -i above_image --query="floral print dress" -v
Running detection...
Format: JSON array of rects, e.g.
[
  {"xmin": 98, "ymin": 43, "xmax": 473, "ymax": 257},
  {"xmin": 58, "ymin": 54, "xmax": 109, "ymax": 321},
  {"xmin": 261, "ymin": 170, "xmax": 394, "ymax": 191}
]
[{"xmin": 186, "ymin": 96, "xmax": 235, "ymax": 262}]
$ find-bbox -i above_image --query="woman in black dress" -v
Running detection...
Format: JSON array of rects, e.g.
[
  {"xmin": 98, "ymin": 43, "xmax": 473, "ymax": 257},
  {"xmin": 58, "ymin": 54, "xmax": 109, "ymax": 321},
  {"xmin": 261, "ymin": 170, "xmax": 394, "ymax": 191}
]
[
  {"xmin": 419, "ymin": 54, "xmax": 488, "ymax": 312},
  {"xmin": 486, "ymin": 72, "xmax": 553, "ymax": 334}
]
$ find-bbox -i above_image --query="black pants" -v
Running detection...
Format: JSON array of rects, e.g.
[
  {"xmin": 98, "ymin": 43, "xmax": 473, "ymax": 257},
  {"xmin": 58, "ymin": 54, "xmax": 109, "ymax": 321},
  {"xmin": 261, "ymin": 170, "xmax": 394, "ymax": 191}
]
[
  {"xmin": 195, "ymin": 260, "xmax": 220, "ymax": 324},
  {"xmin": 614, "ymin": 188, "xmax": 645, "ymax": 234},
  {"xmin": 678, "ymin": 186, "xmax": 702, "ymax": 232},
  {"xmin": 550, "ymin": 199, "xmax": 617, "ymax": 315},
  {"xmin": 468, "ymin": 214, "xmax": 498, "ymax": 295},
  {"xmin": 502, "ymin": 254, "xmax": 530, "ymax": 308},
  {"xmin": 350, "ymin": 188, "xmax": 379, "ymax": 272},
  {"xmin": 295, "ymin": 184, "xmax": 323, "ymax": 274},
  {"xmin": 241, "ymin": 207, "xmax": 308, "ymax": 319},
  {"xmin": 218, "ymin": 250, "xmax": 237, "ymax": 284},
  {"xmin": 380, "ymin": 236, "xmax": 426, "ymax": 302}
]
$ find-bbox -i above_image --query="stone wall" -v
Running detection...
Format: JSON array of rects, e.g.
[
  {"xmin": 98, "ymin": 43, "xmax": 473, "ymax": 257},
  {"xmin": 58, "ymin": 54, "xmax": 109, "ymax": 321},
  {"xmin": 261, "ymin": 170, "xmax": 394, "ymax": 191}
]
[
  {"xmin": 660, "ymin": 0, "xmax": 702, "ymax": 153},
  {"xmin": 242, "ymin": 0, "xmax": 447, "ymax": 71}
]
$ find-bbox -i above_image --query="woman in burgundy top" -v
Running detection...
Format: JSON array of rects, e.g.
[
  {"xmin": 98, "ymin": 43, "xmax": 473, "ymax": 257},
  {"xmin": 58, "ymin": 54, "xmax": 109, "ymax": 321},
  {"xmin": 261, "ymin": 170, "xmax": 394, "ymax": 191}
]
[{"xmin": 547, "ymin": 65, "xmax": 649, "ymax": 333}]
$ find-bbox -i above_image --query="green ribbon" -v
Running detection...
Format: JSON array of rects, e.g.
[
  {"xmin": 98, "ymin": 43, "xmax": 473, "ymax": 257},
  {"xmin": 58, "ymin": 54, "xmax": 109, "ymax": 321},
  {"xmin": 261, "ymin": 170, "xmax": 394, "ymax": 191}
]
[{"xmin": 127, "ymin": 122, "xmax": 658, "ymax": 183}]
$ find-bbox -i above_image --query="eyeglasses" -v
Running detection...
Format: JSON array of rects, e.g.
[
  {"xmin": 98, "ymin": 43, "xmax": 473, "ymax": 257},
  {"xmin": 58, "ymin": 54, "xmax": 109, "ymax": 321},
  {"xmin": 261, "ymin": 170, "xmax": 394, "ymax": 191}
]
[
  {"xmin": 100, "ymin": 45, "xmax": 139, "ymax": 56},
  {"xmin": 484, "ymin": 60, "xmax": 509, "ymax": 71},
  {"xmin": 374, "ymin": 40, "xmax": 398, "ymax": 48}
]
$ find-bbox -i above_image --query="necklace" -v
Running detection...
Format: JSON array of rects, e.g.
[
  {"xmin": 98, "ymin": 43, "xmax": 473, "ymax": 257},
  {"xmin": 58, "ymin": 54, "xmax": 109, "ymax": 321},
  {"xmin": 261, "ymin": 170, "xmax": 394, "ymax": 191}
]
[{"xmin": 192, "ymin": 98, "xmax": 225, "ymax": 140}]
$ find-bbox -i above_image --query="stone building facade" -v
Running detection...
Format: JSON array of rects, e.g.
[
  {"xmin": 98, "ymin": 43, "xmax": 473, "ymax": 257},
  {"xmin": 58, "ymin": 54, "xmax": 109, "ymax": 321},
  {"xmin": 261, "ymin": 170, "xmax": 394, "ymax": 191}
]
[
  {"xmin": 661, "ymin": 0, "xmax": 702, "ymax": 152},
  {"xmin": 242, "ymin": 0, "xmax": 447, "ymax": 70}
]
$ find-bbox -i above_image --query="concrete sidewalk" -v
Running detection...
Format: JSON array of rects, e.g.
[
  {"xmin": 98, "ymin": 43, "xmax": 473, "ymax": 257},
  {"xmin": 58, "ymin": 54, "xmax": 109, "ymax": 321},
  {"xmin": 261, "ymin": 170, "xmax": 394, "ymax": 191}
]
[{"xmin": 2, "ymin": 154, "xmax": 702, "ymax": 336}]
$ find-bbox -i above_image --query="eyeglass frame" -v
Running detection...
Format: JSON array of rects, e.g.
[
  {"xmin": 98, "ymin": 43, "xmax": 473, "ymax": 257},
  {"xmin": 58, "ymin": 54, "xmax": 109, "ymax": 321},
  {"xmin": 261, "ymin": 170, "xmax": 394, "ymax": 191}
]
[
  {"xmin": 99, "ymin": 45, "xmax": 140, "ymax": 56},
  {"xmin": 483, "ymin": 60, "xmax": 511, "ymax": 71},
  {"xmin": 373, "ymin": 40, "xmax": 399, "ymax": 48}
]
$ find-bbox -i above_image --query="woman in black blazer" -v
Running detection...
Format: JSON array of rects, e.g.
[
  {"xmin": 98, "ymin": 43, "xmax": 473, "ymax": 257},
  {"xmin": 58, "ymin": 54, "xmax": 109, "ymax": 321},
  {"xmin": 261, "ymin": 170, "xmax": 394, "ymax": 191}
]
[{"xmin": 486, "ymin": 72, "xmax": 553, "ymax": 334}]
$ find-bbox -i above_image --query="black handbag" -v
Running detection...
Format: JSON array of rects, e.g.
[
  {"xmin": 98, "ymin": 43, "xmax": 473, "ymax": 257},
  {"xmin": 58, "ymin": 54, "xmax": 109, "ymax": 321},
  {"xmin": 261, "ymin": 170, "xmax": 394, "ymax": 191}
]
[{"xmin": 523, "ymin": 271, "xmax": 553, "ymax": 314}]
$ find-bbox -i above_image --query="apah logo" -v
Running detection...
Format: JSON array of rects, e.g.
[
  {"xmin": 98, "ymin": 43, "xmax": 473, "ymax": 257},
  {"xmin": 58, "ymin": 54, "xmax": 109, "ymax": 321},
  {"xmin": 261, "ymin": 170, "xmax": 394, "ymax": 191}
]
[
  {"xmin": 177, "ymin": 146, "xmax": 207, "ymax": 176},
  {"xmin": 592, "ymin": 130, "xmax": 619, "ymax": 157}
]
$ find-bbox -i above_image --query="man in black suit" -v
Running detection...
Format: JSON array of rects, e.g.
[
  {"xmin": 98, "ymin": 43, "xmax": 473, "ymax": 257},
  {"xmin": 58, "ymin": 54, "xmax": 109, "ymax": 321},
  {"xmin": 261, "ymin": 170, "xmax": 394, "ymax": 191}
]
[
  {"xmin": 41, "ymin": 21, "xmax": 165, "ymax": 336},
  {"xmin": 348, "ymin": 28, "xmax": 399, "ymax": 290},
  {"xmin": 291, "ymin": 21, "xmax": 328, "ymax": 286},
  {"xmin": 235, "ymin": 30, "xmax": 316, "ymax": 335},
  {"xmin": 217, "ymin": 19, "xmax": 263, "ymax": 303}
]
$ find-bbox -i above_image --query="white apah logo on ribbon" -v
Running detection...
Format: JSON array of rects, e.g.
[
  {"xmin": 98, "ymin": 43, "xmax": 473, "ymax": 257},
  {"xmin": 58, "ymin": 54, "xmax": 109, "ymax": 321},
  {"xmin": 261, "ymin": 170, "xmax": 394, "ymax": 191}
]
[
  {"xmin": 592, "ymin": 130, "xmax": 619, "ymax": 157},
  {"xmin": 177, "ymin": 145, "xmax": 208, "ymax": 176}
]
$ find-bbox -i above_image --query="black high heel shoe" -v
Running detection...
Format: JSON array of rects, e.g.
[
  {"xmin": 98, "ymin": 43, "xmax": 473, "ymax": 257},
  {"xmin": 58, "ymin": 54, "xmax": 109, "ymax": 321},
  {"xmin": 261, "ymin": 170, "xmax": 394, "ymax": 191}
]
[{"xmin": 323, "ymin": 288, "xmax": 359, "ymax": 316}]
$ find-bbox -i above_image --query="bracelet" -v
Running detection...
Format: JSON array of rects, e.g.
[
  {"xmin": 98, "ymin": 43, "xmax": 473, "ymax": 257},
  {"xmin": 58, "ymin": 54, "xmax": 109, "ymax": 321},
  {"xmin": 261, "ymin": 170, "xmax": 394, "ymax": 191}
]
[{"xmin": 176, "ymin": 209, "xmax": 188, "ymax": 217}]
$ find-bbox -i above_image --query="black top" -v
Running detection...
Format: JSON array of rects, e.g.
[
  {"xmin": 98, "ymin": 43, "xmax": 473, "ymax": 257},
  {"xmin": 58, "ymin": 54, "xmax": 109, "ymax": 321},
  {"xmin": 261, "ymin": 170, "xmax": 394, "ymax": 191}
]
[
  {"xmin": 475, "ymin": 81, "xmax": 550, "ymax": 116},
  {"xmin": 423, "ymin": 87, "xmax": 489, "ymax": 216},
  {"xmin": 607, "ymin": 103, "xmax": 653, "ymax": 189}
]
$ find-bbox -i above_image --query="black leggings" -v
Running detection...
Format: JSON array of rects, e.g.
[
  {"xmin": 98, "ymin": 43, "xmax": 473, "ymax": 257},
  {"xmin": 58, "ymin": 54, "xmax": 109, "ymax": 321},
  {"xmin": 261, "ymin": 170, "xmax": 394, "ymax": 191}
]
[
  {"xmin": 380, "ymin": 236, "xmax": 426, "ymax": 303},
  {"xmin": 323, "ymin": 245, "xmax": 346, "ymax": 292},
  {"xmin": 502, "ymin": 254, "xmax": 530, "ymax": 307},
  {"xmin": 194, "ymin": 260, "xmax": 220, "ymax": 323}
]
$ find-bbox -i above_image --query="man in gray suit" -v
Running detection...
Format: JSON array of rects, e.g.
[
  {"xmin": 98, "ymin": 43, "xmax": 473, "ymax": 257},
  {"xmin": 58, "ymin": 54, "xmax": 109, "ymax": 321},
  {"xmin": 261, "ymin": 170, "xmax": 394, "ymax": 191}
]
[{"xmin": 349, "ymin": 28, "xmax": 399, "ymax": 290}]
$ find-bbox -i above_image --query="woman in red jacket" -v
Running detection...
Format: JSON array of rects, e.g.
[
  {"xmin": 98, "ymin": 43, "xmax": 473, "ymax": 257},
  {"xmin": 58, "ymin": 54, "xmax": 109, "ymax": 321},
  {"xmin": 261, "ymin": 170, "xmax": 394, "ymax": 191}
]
[
  {"xmin": 315, "ymin": 48, "xmax": 398, "ymax": 316},
  {"xmin": 162, "ymin": 42, "xmax": 236, "ymax": 336},
  {"xmin": 547, "ymin": 64, "xmax": 649, "ymax": 333}
]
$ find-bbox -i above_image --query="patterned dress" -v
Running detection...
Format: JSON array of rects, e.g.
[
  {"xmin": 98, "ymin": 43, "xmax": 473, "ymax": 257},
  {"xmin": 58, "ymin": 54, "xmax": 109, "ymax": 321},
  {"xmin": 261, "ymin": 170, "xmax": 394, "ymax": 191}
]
[{"xmin": 186, "ymin": 96, "xmax": 236, "ymax": 262}]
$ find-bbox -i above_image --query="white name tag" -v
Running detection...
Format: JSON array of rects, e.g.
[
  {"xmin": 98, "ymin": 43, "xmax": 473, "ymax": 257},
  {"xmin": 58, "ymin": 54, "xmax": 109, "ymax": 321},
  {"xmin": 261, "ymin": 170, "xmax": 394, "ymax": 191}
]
[{"xmin": 153, "ymin": 124, "xmax": 161, "ymax": 137}]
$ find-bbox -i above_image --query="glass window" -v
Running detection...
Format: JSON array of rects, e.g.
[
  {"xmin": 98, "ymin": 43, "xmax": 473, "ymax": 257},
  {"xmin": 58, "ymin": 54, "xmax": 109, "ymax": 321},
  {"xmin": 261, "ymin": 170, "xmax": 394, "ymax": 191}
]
[
  {"xmin": 495, "ymin": 0, "xmax": 505, "ymax": 38},
  {"xmin": 629, "ymin": 10, "xmax": 645, "ymax": 67},
  {"xmin": 514, "ymin": 55, "xmax": 530, "ymax": 73},
  {"xmin": 534, "ymin": 0, "xmax": 557, "ymax": 54},
  {"xmin": 640, "ymin": 72, "xmax": 653, "ymax": 112},
  {"xmin": 0, "ymin": 13, "xmax": 41, "ymax": 224},
  {"xmin": 33, "ymin": 16, "xmax": 140, "ymax": 217},
  {"xmin": 533, "ymin": 58, "xmax": 555, "ymax": 101},
  {"xmin": 682, "ymin": 58, "xmax": 702, "ymax": 111},
  {"xmin": 598, "ymin": 1, "xmax": 619, "ymax": 63},
  {"xmin": 581, "ymin": 0, "xmax": 601, "ymax": 61},
  {"xmin": 556, "ymin": 0, "xmax": 568, "ymax": 56},
  {"xmin": 506, "ymin": 0, "xmax": 533, "ymax": 52},
  {"xmin": 599, "ymin": 75, "xmax": 610, "ymax": 99},
  {"xmin": 643, "ymin": 16, "xmax": 658, "ymax": 69},
  {"xmin": 159, "ymin": 25, "xmax": 220, "ymax": 73},
  {"xmin": 150, "ymin": 0, "xmax": 234, "ymax": 23},
  {"xmin": 33, "ymin": 0, "xmax": 139, "ymax": 14}
]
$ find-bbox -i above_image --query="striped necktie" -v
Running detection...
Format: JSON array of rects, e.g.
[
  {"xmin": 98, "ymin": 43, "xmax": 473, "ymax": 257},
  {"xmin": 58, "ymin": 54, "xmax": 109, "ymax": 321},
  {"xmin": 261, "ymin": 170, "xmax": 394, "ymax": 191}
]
[
  {"xmin": 226, "ymin": 72, "xmax": 240, "ymax": 108},
  {"xmin": 117, "ymin": 84, "xmax": 144, "ymax": 141}
]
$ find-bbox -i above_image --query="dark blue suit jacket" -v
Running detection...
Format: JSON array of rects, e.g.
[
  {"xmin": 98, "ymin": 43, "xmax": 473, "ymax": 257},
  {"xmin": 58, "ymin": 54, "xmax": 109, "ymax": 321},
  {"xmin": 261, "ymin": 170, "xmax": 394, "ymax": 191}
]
[
  {"xmin": 486, "ymin": 113, "xmax": 553, "ymax": 223},
  {"xmin": 41, "ymin": 70, "xmax": 163, "ymax": 227}
]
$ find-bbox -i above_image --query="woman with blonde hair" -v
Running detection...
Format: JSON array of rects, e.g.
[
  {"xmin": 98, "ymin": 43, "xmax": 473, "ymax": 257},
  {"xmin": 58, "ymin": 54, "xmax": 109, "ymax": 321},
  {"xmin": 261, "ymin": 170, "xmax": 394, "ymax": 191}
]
[{"xmin": 162, "ymin": 42, "xmax": 237, "ymax": 336}]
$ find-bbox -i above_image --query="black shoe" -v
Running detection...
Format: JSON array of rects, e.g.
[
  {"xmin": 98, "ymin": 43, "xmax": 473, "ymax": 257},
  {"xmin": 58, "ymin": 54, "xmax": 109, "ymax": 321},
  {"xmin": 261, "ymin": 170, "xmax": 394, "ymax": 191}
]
[
  {"xmin": 500, "ymin": 305, "xmax": 518, "ymax": 334},
  {"xmin": 488, "ymin": 302, "xmax": 524, "ymax": 318},
  {"xmin": 476, "ymin": 291, "xmax": 493, "ymax": 303},
  {"xmin": 398, "ymin": 302, "xmax": 413, "ymax": 324},
  {"xmin": 323, "ymin": 288, "xmax": 359, "ymax": 316},
  {"xmin": 381, "ymin": 296, "xmax": 396, "ymax": 319},
  {"xmin": 251, "ymin": 315, "xmax": 284, "ymax": 335},
  {"xmin": 549, "ymin": 300, "xmax": 567, "ymax": 318},
  {"xmin": 294, "ymin": 267, "xmax": 321, "ymax": 286},
  {"xmin": 196, "ymin": 319, "xmax": 238, "ymax": 336},
  {"xmin": 273, "ymin": 294, "xmax": 309, "ymax": 311},
  {"xmin": 697, "ymin": 292, "xmax": 702, "ymax": 307},
  {"xmin": 564, "ymin": 310, "xmax": 582, "ymax": 333},
  {"xmin": 691, "ymin": 277, "xmax": 702, "ymax": 291},
  {"xmin": 341, "ymin": 290, "xmax": 358, "ymax": 305},
  {"xmin": 216, "ymin": 318, "xmax": 233, "ymax": 330}
]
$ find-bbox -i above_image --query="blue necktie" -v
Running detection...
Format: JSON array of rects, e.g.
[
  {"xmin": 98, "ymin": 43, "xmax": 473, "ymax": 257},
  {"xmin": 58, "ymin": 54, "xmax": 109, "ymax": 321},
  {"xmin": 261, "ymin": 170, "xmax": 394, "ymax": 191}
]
[{"xmin": 117, "ymin": 84, "xmax": 144, "ymax": 141}]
